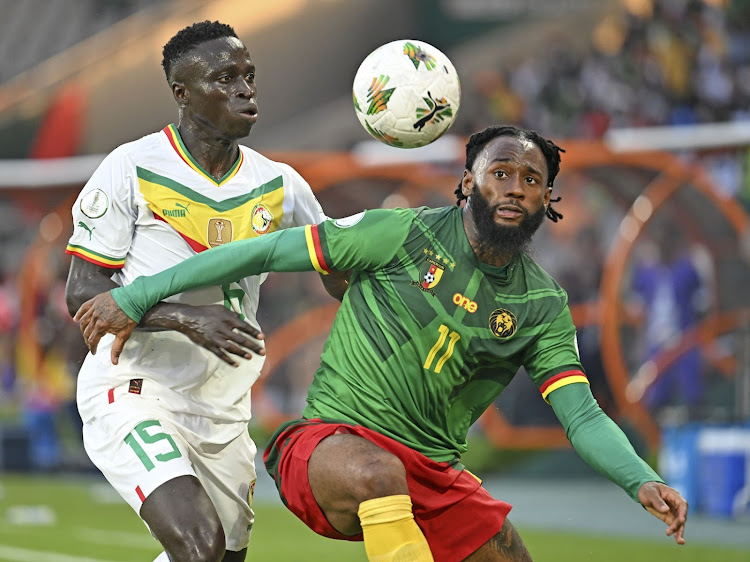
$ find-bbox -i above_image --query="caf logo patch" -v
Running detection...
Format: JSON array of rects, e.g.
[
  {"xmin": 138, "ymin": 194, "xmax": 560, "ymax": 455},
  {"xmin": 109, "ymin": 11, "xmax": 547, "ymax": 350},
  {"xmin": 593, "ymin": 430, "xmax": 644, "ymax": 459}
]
[
  {"xmin": 489, "ymin": 308, "xmax": 517, "ymax": 338},
  {"xmin": 334, "ymin": 211, "xmax": 365, "ymax": 228},
  {"xmin": 251, "ymin": 203, "xmax": 274, "ymax": 234},
  {"xmin": 80, "ymin": 188, "xmax": 109, "ymax": 219}
]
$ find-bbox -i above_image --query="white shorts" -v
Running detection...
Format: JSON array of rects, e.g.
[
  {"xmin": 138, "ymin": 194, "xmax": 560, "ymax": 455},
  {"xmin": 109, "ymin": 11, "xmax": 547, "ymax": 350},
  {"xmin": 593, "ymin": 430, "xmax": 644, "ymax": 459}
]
[{"xmin": 82, "ymin": 392, "xmax": 257, "ymax": 551}]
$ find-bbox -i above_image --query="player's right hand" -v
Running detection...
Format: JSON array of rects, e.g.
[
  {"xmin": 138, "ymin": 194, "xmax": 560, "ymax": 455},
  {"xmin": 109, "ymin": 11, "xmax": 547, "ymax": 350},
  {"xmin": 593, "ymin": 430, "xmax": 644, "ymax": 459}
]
[
  {"xmin": 74, "ymin": 291, "xmax": 137, "ymax": 365},
  {"xmin": 638, "ymin": 481, "xmax": 688, "ymax": 545}
]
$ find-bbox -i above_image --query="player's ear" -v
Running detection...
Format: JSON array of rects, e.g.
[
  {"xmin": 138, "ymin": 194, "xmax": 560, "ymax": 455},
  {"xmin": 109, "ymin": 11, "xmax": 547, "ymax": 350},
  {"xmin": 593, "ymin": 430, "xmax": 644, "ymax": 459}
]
[
  {"xmin": 172, "ymin": 81, "xmax": 188, "ymax": 105},
  {"xmin": 543, "ymin": 187, "xmax": 552, "ymax": 207},
  {"xmin": 461, "ymin": 170, "xmax": 473, "ymax": 198}
]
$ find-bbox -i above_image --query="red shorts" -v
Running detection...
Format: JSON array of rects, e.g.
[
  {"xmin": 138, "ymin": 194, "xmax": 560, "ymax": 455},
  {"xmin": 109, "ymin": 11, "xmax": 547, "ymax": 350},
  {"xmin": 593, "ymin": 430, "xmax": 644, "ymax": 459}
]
[{"xmin": 263, "ymin": 419, "xmax": 512, "ymax": 562}]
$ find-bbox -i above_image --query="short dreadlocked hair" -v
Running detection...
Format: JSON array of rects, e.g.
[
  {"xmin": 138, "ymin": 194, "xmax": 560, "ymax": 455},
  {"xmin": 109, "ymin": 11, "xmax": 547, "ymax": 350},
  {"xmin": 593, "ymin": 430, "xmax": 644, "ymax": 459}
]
[
  {"xmin": 455, "ymin": 125, "xmax": 566, "ymax": 222},
  {"xmin": 162, "ymin": 21, "xmax": 238, "ymax": 82}
]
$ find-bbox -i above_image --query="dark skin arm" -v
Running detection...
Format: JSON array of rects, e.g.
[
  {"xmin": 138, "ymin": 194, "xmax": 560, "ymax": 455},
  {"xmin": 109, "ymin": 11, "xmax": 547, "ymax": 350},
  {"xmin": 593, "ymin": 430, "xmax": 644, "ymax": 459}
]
[{"xmin": 66, "ymin": 256, "xmax": 264, "ymax": 366}]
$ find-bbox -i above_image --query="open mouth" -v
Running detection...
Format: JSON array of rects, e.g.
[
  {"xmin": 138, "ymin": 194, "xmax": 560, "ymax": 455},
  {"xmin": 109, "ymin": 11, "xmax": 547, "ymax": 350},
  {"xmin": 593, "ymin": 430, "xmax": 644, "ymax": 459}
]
[
  {"xmin": 239, "ymin": 103, "xmax": 258, "ymax": 118},
  {"xmin": 495, "ymin": 204, "xmax": 525, "ymax": 219}
]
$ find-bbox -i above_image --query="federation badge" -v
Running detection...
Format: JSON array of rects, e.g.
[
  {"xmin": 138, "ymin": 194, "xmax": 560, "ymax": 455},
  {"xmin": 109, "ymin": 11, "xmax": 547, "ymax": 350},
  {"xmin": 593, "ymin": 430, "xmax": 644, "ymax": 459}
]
[
  {"xmin": 208, "ymin": 218, "xmax": 233, "ymax": 247},
  {"xmin": 489, "ymin": 308, "xmax": 517, "ymax": 339},
  {"xmin": 251, "ymin": 203, "xmax": 274, "ymax": 235},
  {"xmin": 411, "ymin": 257, "xmax": 445, "ymax": 296}
]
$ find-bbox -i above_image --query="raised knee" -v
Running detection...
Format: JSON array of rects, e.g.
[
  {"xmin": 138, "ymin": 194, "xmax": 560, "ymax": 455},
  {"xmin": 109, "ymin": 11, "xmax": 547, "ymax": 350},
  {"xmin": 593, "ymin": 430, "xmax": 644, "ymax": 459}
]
[
  {"xmin": 164, "ymin": 523, "xmax": 226, "ymax": 562},
  {"xmin": 354, "ymin": 452, "xmax": 407, "ymax": 501}
]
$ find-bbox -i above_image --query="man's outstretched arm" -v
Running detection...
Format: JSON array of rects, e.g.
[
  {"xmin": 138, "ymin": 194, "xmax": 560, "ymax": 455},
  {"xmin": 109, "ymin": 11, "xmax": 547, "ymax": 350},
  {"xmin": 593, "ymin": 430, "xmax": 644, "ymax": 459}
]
[
  {"xmin": 548, "ymin": 382, "xmax": 688, "ymax": 544},
  {"xmin": 67, "ymin": 256, "xmax": 263, "ymax": 366},
  {"xmin": 75, "ymin": 226, "xmax": 316, "ymax": 363},
  {"xmin": 76, "ymin": 209, "xmax": 413, "ymax": 363}
]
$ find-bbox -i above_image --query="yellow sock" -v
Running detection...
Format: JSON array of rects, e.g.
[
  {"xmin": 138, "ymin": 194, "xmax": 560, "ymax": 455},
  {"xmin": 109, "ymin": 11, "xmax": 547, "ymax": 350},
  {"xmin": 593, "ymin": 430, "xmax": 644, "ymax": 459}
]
[{"xmin": 357, "ymin": 495, "xmax": 434, "ymax": 562}]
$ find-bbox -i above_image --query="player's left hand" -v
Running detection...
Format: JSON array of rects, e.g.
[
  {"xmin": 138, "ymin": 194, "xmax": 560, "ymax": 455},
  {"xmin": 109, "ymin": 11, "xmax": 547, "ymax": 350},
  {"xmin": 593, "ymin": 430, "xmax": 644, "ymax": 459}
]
[
  {"xmin": 638, "ymin": 481, "xmax": 688, "ymax": 545},
  {"xmin": 74, "ymin": 291, "xmax": 137, "ymax": 365}
]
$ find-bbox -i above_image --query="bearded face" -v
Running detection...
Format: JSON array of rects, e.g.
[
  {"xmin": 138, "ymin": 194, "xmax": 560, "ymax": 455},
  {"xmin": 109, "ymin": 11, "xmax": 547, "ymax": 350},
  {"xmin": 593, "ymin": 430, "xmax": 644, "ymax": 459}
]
[
  {"xmin": 461, "ymin": 135, "xmax": 551, "ymax": 264},
  {"xmin": 468, "ymin": 182, "xmax": 546, "ymax": 259}
]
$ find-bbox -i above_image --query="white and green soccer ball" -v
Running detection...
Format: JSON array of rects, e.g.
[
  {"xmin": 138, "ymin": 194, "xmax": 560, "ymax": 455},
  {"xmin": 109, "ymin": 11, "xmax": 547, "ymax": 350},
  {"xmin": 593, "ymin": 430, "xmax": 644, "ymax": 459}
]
[{"xmin": 352, "ymin": 40, "xmax": 461, "ymax": 149}]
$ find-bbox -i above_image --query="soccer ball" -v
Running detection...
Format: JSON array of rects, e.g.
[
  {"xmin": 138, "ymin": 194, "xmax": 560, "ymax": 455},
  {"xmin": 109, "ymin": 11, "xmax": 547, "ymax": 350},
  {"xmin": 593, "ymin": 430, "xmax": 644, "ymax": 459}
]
[{"xmin": 352, "ymin": 40, "xmax": 461, "ymax": 148}]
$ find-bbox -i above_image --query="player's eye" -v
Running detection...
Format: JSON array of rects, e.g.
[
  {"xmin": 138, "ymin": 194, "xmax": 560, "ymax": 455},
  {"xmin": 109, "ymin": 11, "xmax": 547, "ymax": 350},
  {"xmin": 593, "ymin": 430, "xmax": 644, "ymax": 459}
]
[
  {"xmin": 494, "ymin": 170, "xmax": 507, "ymax": 178},
  {"xmin": 525, "ymin": 176, "xmax": 538, "ymax": 184},
  {"xmin": 218, "ymin": 75, "xmax": 232, "ymax": 83}
]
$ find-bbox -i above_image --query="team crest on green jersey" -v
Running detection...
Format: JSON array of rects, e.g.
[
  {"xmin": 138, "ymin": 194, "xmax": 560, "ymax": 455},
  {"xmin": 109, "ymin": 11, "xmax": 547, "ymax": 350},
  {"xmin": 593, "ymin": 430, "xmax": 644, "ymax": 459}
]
[
  {"xmin": 411, "ymin": 257, "xmax": 445, "ymax": 296},
  {"xmin": 489, "ymin": 308, "xmax": 517, "ymax": 338}
]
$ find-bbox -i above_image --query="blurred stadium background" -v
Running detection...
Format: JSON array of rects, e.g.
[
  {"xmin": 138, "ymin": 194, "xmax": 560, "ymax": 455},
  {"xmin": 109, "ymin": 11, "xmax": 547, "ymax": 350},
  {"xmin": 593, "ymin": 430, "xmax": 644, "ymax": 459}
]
[{"xmin": 0, "ymin": 0, "xmax": 749, "ymax": 560}]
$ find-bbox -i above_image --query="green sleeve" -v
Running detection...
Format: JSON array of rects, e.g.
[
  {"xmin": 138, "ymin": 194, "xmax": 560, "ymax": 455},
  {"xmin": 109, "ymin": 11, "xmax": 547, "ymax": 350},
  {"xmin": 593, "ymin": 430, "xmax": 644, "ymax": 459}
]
[
  {"xmin": 112, "ymin": 227, "xmax": 313, "ymax": 323},
  {"xmin": 522, "ymin": 302, "xmax": 584, "ymax": 386},
  {"xmin": 548, "ymin": 382, "xmax": 664, "ymax": 503},
  {"xmin": 317, "ymin": 208, "xmax": 414, "ymax": 271}
]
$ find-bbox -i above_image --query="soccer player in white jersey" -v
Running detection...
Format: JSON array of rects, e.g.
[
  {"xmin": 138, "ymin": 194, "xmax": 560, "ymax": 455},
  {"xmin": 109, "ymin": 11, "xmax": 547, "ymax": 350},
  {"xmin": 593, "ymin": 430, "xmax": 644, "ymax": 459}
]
[{"xmin": 64, "ymin": 21, "xmax": 348, "ymax": 562}]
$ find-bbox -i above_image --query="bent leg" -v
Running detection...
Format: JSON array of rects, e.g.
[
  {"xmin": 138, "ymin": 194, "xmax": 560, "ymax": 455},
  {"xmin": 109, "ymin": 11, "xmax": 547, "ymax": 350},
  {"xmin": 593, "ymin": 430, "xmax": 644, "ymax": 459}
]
[
  {"xmin": 141, "ymin": 475, "xmax": 226, "ymax": 562},
  {"xmin": 190, "ymin": 428, "xmax": 256, "ymax": 560},
  {"xmin": 308, "ymin": 433, "xmax": 433, "ymax": 560},
  {"xmin": 464, "ymin": 518, "xmax": 532, "ymax": 562},
  {"xmin": 308, "ymin": 433, "xmax": 410, "ymax": 535}
]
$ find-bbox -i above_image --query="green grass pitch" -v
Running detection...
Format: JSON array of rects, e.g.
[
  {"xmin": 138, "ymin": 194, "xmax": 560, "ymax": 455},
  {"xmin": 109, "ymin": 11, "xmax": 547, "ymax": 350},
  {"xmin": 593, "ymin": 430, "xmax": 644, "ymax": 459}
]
[{"xmin": 0, "ymin": 475, "xmax": 747, "ymax": 561}]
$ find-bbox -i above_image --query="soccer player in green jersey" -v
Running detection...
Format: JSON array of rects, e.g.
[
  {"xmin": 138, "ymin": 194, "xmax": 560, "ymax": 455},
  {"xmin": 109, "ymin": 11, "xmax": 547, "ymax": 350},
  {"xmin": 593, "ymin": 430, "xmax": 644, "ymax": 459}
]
[{"xmin": 74, "ymin": 125, "xmax": 688, "ymax": 561}]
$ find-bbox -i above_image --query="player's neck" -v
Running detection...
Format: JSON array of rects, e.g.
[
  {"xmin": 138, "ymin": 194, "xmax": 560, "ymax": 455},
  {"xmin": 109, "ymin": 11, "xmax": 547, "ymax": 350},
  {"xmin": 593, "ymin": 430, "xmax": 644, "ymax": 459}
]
[
  {"xmin": 177, "ymin": 122, "xmax": 240, "ymax": 181},
  {"xmin": 472, "ymin": 244, "xmax": 514, "ymax": 268}
]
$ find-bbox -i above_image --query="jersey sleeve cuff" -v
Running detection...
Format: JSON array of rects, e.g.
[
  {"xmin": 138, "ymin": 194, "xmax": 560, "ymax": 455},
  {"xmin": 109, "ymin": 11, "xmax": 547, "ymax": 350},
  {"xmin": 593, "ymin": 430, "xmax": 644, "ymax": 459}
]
[
  {"xmin": 66, "ymin": 244, "xmax": 126, "ymax": 269},
  {"xmin": 111, "ymin": 286, "xmax": 144, "ymax": 324},
  {"xmin": 632, "ymin": 477, "xmax": 668, "ymax": 504},
  {"xmin": 304, "ymin": 224, "xmax": 333, "ymax": 274},
  {"xmin": 539, "ymin": 370, "xmax": 588, "ymax": 403}
]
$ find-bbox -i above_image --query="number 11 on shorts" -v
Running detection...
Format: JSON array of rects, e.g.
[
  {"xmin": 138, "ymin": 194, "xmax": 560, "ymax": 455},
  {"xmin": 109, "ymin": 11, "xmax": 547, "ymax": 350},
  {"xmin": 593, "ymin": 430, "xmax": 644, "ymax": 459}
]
[{"xmin": 123, "ymin": 420, "xmax": 182, "ymax": 471}]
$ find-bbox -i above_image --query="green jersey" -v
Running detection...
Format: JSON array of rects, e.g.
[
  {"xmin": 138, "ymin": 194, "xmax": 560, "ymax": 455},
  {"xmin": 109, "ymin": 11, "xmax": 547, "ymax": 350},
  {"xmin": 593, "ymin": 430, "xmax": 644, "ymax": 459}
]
[
  {"xmin": 301, "ymin": 206, "xmax": 585, "ymax": 461},
  {"xmin": 114, "ymin": 205, "xmax": 663, "ymax": 497}
]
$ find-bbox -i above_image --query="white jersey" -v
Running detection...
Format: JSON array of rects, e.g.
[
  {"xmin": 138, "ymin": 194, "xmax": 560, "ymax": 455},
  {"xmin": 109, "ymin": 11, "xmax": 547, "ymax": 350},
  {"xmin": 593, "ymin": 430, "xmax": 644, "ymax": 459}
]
[{"xmin": 68, "ymin": 124, "xmax": 326, "ymax": 442}]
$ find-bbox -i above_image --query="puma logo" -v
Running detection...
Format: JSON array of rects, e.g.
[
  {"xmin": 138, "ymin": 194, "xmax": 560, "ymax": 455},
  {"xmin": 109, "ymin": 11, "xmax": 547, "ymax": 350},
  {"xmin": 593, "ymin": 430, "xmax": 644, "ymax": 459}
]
[
  {"xmin": 162, "ymin": 202, "xmax": 191, "ymax": 218},
  {"xmin": 78, "ymin": 221, "xmax": 95, "ymax": 240},
  {"xmin": 413, "ymin": 91, "xmax": 450, "ymax": 132}
]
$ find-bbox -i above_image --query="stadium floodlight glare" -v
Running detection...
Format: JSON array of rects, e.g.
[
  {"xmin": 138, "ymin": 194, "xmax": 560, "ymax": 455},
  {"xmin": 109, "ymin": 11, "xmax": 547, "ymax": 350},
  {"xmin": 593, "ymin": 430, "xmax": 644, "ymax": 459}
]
[
  {"xmin": 605, "ymin": 121, "xmax": 750, "ymax": 153},
  {"xmin": 0, "ymin": 155, "xmax": 105, "ymax": 189}
]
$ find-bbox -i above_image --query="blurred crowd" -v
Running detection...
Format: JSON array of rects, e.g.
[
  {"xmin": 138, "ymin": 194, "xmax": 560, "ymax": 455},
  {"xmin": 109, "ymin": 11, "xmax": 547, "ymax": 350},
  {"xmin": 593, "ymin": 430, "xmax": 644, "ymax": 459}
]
[{"xmin": 464, "ymin": 0, "xmax": 750, "ymax": 138}]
